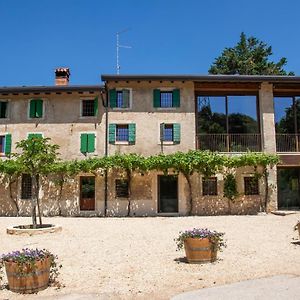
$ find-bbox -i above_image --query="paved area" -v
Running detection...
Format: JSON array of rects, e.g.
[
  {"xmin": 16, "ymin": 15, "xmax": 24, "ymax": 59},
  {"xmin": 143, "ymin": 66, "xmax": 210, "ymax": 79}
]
[{"xmin": 172, "ymin": 274, "xmax": 300, "ymax": 300}]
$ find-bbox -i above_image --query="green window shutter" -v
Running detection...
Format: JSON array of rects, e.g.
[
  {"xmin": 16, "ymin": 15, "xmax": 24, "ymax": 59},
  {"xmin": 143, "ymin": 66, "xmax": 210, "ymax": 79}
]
[
  {"xmin": 28, "ymin": 133, "xmax": 43, "ymax": 139},
  {"xmin": 153, "ymin": 89, "xmax": 161, "ymax": 107},
  {"xmin": 35, "ymin": 99, "xmax": 43, "ymax": 117},
  {"xmin": 5, "ymin": 134, "xmax": 12, "ymax": 155},
  {"xmin": 109, "ymin": 124, "xmax": 116, "ymax": 144},
  {"xmin": 172, "ymin": 89, "xmax": 180, "ymax": 107},
  {"xmin": 109, "ymin": 89, "xmax": 117, "ymax": 108},
  {"xmin": 94, "ymin": 97, "xmax": 98, "ymax": 116},
  {"xmin": 122, "ymin": 89, "xmax": 130, "ymax": 108},
  {"xmin": 160, "ymin": 123, "xmax": 165, "ymax": 141},
  {"xmin": 173, "ymin": 123, "xmax": 181, "ymax": 144},
  {"xmin": 29, "ymin": 100, "xmax": 36, "ymax": 118},
  {"xmin": 128, "ymin": 123, "xmax": 136, "ymax": 144},
  {"xmin": 80, "ymin": 133, "xmax": 88, "ymax": 153},
  {"xmin": 87, "ymin": 133, "xmax": 95, "ymax": 153}
]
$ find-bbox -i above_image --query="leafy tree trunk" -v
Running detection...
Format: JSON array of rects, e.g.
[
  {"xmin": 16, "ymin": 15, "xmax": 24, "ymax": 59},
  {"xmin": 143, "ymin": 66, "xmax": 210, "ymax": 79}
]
[
  {"xmin": 263, "ymin": 168, "xmax": 269, "ymax": 213},
  {"xmin": 8, "ymin": 178, "xmax": 20, "ymax": 216},
  {"xmin": 57, "ymin": 174, "xmax": 64, "ymax": 216},
  {"xmin": 126, "ymin": 170, "xmax": 132, "ymax": 217},
  {"xmin": 183, "ymin": 173, "xmax": 193, "ymax": 215},
  {"xmin": 31, "ymin": 175, "xmax": 41, "ymax": 226}
]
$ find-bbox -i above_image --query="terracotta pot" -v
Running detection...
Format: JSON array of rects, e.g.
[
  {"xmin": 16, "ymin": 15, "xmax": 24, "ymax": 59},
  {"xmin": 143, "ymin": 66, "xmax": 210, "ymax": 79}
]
[
  {"xmin": 5, "ymin": 257, "xmax": 51, "ymax": 294},
  {"xmin": 184, "ymin": 237, "xmax": 217, "ymax": 263}
]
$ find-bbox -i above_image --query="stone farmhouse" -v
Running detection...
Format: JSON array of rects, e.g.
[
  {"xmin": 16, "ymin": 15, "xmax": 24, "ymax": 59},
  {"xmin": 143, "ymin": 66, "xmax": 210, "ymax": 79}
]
[{"xmin": 0, "ymin": 68, "xmax": 299, "ymax": 216}]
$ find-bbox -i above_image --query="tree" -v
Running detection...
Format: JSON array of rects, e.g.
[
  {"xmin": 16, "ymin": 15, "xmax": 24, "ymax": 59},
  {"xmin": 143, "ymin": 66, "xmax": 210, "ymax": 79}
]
[
  {"xmin": 14, "ymin": 137, "xmax": 60, "ymax": 226},
  {"xmin": 209, "ymin": 32, "xmax": 294, "ymax": 75}
]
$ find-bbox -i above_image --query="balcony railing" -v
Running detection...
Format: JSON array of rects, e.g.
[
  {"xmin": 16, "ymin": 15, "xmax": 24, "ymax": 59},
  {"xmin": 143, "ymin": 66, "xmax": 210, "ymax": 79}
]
[
  {"xmin": 276, "ymin": 134, "xmax": 300, "ymax": 152},
  {"xmin": 197, "ymin": 133, "xmax": 261, "ymax": 152}
]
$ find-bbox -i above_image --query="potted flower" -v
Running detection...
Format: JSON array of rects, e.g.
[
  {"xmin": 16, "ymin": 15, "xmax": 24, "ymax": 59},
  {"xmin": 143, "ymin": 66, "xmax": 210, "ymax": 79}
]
[
  {"xmin": 175, "ymin": 228, "xmax": 226, "ymax": 263},
  {"xmin": 294, "ymin": 221, "xmax": 300, "ymax": 238},
  {"xmin": 0, "ymin": 248, "xmax": 61, "ymax": 294}
]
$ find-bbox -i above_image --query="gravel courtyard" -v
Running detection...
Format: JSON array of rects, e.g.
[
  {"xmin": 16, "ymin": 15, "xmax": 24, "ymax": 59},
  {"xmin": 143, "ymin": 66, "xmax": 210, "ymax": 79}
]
[{"xmin": 0, "ymin": 214, "xmax": 300, "ymax": 299}]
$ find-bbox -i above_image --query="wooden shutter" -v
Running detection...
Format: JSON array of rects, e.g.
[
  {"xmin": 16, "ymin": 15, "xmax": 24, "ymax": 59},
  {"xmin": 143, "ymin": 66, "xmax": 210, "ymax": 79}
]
[
  {"xmin": 5, "ymin": 134, "xmax": 12, "ymax": 155},
  {"xmin": 94, "ymin": 97, "xmax": 98, "ymax": 116},
  {"xmin": 109, "ymin": 124, "xmax": 116, "ymax": 144},
  {"xmin": 35, "ymin": 99, "xmax": 43, "ymax": 117},
  {"xmin": 122, "ymin": 89, "xmax": 130, "ymax": 108},
  {"xmin": 80, "ymin": 133, "xmax": 88, "ymax": 153},
  {"xmin": 29, "ymin": 100, "xmax": 36, "ymax": 118},
  {"xmin": 172, "ymin": 89, "xmax": 180, "ymax": 107},
  {"xmin": 128, "ymin": 123, "xmax": 136, "ymax": 144},
  {"xmin": 28, "ymin": 133, "xmax": 43, "ymax": 139},
  {"xmin": 109, "ymin": 89, "xmax": 117, "ymax": 108},
  {"xmin": 173, "ymin": 123, "xmax": 181, "ymax": 144},
  {"xmin": 87, "ymin": 133, "xmax": 95, "ymax": 153},
  {"xmin": 153, "ymin": 89, "xmax": 161, "ymax": 107}
]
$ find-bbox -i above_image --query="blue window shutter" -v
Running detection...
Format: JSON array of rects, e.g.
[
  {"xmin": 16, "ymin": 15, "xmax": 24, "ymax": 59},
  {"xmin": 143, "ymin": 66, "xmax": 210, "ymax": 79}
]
[
  {"xmin": 80, "ymin": 133, "xmax": 88, "ymax": 153},
  {"xmin": 172, "ymin": 89, "xmax": 180, "ymax": 107},
  {"xmin": 109, "ymin": 89, "xmax": 117, "ymax": 108},
  {"xmin": 173, "ymin": 123, "xmax": 181, "ymax": 144},
  {"xmin": 128, "ymin": 124, "xmax": 136, "ymax": 144},
  {"xmin": 5, "ymin": 134, "xmax": 12, "ymax": 155},
  {"xmin": 153, "ymin": 89, "xmax": 161, "ymax": 107},
  {"xmin": 109, "ymin": 124, "xmax": 116, "ymax": 144}
]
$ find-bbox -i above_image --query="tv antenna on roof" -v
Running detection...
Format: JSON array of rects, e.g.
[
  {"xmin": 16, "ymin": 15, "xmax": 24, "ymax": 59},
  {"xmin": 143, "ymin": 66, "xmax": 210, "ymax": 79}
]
[{"xmin": 116, "ymin": 28, "xmax": 132, "ymax": 74}]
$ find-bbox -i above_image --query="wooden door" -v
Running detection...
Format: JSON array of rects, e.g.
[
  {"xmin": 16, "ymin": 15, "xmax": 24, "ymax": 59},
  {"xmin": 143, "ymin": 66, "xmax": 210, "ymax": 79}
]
[{"xmin": 80, "ymin": 176, "xmax": 95, "ymax": 211}]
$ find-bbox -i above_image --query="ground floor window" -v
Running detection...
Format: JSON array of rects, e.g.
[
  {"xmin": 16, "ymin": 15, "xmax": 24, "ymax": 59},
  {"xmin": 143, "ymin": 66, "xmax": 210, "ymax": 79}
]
[
  {"xmin": 244, "ymin": 177, "xmax": 259, "ymax": 195},
  {"xmin": 115, "ymin": 179, "xmax": 129, "ymax": 198},
  {"xmin": 21, "ymin": 174, "xmax": 32, "ymax": 199},
  {"xmin": 202, "ymin": 177, "xmax": 217, "ymax": 196}
]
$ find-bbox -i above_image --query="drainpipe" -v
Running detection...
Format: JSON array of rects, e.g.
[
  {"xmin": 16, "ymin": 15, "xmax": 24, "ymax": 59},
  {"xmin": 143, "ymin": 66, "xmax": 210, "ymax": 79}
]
[{"xmin": 103, "ymin": 83, "xmax": 109, "ymax": 216}]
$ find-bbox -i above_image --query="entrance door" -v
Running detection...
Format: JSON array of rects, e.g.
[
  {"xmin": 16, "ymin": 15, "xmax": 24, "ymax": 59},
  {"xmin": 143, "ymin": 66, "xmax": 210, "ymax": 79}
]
[
  {"xmin": 80, "ymin": 176, "xmax": 95, "ymax": 211},
  {"xmin": 158, "ymin": 175, "xmax": 178, "ymax": 213},
  {"xmin": 277, "ymin": 168, "xmax": 300, "ymax": 209}
]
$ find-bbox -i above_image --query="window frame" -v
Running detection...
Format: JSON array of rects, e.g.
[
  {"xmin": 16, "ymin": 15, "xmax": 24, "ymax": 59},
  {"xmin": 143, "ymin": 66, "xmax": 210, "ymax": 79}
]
[
  {"xmin": 0, "ymin": 100, "xmax": 9, "ymax": 120},
  {"xmin": 243, "ymin": 176, "xmax": 259, "ymax": 195},
  {"xmin": 202, "ymin": 176, "xmax": 218, "ymax": 196},
  {"xmin": 115, "ymin": 178, "xmax": 129, "ymax": 198},
  {"xmin": 116, "ymin": 124, "xmax": 129, "ymax": 143},
  {"xmin": 80, "ymin": 98, "xmax": 98, "ymax": 118},
  {"xmin": 155, "ymin": 88, "xmax": 178, "ymax": 110},
  {"xmin": 28, "ymin": 98, "xmax": 45, "ymax": 120},
  {"xmin": 21, "ymin": 174, "xmax": 32, "ymax": 200},
  {"xmin": 115, "ymin": 88, "xmax": 132, "ymax": 110}
]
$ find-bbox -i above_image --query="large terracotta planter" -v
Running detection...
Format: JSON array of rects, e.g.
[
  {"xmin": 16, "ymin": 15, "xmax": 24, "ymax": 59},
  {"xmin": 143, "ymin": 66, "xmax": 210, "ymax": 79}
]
[
  {"xmin": 184, "ymin": 237, "xmax": 218, "ymax": 263},
  {"xmin": 5, "ymin": 257, "xmax": 51, "ymax": 293}
]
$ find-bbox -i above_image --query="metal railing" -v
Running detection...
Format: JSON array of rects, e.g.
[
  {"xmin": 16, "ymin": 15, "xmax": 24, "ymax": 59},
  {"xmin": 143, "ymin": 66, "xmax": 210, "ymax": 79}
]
[
  {"xmin": 197, "ymin": 133, "xmax": 261, "ymax": 152},
  {"xmin": 276, "ymin": 134, "xmax": 300, "ymax": 152}
]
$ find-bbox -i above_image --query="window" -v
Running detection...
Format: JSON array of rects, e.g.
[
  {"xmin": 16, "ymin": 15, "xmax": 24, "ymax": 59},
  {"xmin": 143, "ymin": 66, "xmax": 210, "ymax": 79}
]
[
  {"xmin": 81, "ymin": 98, "xmax": 98, "ymax": 117},
  {"xmin": 21, "ymin": 174, "xmax": 32, "ymax": 199},
  {"xmin": 109, "ymin": 124, "xmax": 136, "ymax": 144},
  {"xmin": 153, "ymin": 89, "xmax": 180, "ymax": 108},
  {"xmin": 80, "ymin": 133, "xmax": 95, "ymax": 153},
  {"xmin": 0, "ymin": 101, "xmax": 8, "ymax": 118},
  {"xmin": 202, "ymin": 177, "xmax": 217, "ymax": 196},
  {"xmin": 244, "ymin": 177, "xmax": 259, "ymax": 195},
  {"xmin": 0, "ymin": 134, "xmax": 11, "ymax": 155},
  {"xmin": 29, "ymin": 99, "xmax": 43, "ymax": 118},
  {"xmin": 109, "ymin": 89, "xmax": 130, "ymax": 108},
  {"xmin": 28, "ymin": 133, "xmax": 43, "ymax": 139},
  {"xmin": 197, "ymin": 95, "xmax": 260, "ymax": 152},
  {"xmin": 160, "ymin": 123, "xmax": 181, "ymax": 143},
  {"xmin": 115, "ymin": 179, "xmax": 129, "ymax": 198}
]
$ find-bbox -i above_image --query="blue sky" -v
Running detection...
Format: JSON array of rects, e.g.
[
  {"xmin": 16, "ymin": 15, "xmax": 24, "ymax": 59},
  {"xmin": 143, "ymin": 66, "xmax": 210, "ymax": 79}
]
[{"xmin": 1, "ymin": 0, "xmax": 300, "ymax": 86}]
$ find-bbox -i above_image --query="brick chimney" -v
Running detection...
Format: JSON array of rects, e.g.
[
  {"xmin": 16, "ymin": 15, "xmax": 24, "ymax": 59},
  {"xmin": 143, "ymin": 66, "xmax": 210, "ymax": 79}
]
[{"xmin": 55, "ymin": 67, "xmax": 70, "ymax": 86}]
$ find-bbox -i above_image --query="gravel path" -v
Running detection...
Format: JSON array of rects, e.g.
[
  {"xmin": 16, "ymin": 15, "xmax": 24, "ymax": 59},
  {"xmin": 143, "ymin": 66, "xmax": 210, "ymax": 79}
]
[{"xmin": 0, "ymin": 214, "xmax": 299, "ymax": 299}]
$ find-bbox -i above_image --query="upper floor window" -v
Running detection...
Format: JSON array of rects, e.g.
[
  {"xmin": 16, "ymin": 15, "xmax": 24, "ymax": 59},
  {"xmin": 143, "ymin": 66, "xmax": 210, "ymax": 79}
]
[
  {"xmin": 109, "ymin": 89, "xmax": 130, "ymax": 109},
  {"xmin": 153, "ymin": 89, "xmax": 180, "ymax": 108},
  {"xmin": 202, "ymin": 177, "xmax": 217, "ymax": 196},
  {"xmin": 0, "ymin": 134, "xmax": 12, "ymax": 156},
  {"xmin": 0, "ymin": 101, "xmax": 8, "ymax": 118},
  {"xmin": 109, "ymin": 123, "xmax": 136, "ymax": 144},
  {"xmin": 244, "ymin": 176, "xmax": 259, "ymax": 195},
  {"xmin": 274, "ymin": 96, "xmax": 300, "ymax": 152},
  {"xmin": 80, "ymin": 133, "xmax": 96, "ymax": 153},
  {"xmin": 81, "ymin": 97, "xmax": 98, "ymax": 117},
  {"xmin": 197, "ymin": 95, "xmax": 260, "ymax": 152},
  {"xmin": 160, "ymin": 123, "xmax": 181, "ymax": 144},
  {"xmin": 29, "ymin": 99, "xmax": 43, "ymax": 118}
]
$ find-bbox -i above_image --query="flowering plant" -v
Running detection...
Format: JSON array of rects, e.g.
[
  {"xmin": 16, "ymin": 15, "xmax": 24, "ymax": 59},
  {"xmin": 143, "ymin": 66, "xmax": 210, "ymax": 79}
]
[
  {"xmin": 175, "ymin": 228, "xmax": 226, "ymax": 251},
  {"xmin": 294, "ymin": 220, "xmax": 300, "ymax": 231},
  {"xmin": 0, "ymin": 248, "xmax": 62, "ymax": 287}
]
